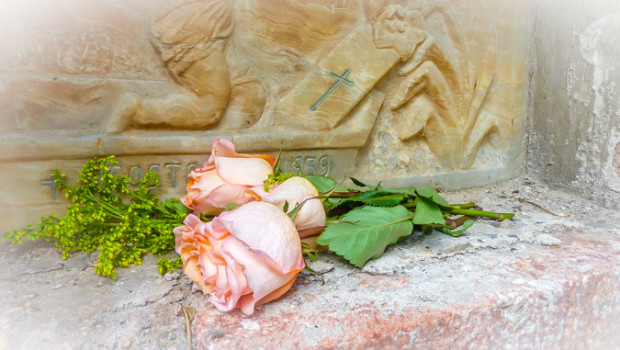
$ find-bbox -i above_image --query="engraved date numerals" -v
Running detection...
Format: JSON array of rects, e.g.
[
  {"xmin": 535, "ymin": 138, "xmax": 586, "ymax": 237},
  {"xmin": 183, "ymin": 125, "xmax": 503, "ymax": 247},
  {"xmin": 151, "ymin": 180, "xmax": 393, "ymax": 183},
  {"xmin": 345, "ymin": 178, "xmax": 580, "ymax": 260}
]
[{"xmin": 287, "ymin": 156, "xmax": 331, "ymax": 176}]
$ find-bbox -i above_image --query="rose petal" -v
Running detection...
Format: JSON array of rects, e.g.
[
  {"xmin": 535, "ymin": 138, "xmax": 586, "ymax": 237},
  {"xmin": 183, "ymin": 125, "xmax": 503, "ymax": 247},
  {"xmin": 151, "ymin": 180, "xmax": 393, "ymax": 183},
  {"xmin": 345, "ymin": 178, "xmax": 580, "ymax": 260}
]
[
  {"xmin": 254, "ymin": 273, "xmax": 298, "ymax": 307},
  {"xmin": 193, "ymin": 184, "xmax": 253, "ymax": 215},
  {"xmin": 216, "ymin": 202, "xmax": 304, "ymax": 273},
  {"xmin": 210, "ymin": 139, "xmax": 276, "ymax": 166},
  {"xmin": 208, "ymin": 248, "xmax": 251, "ymax": 313},
  {"xmin": 215, "ymin": 156, "xmax": 274, "ymax": 186},
  {"xmin": 219, "ymin": 234, "xmax": 300, "ymax": 314},
  {"xmin": 189, "ymin": 167, "xmax": 226, "ymax": 196},
  {"xmin": 248, "ymin": 185, "xmax": 272, "ymax": 199},
  {"xmin": 294, "ymin": 196, "xmax": 327, "ymax": 231},
  {"xmin": 173, "ymin": 214, "xmax": 212, "ymax": 293},
  {"xmin": 238, "ymin": 294, "xmax": 256, "ymax": 315},
  {"xmin": 262, "ymin": 176, "xmax": 319, "ymax": 210}
]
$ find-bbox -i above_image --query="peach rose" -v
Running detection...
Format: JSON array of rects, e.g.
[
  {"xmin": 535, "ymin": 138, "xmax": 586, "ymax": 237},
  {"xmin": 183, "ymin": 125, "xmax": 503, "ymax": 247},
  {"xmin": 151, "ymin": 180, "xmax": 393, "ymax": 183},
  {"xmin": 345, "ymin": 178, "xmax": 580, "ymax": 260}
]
[
  {"xmin": 182, "ymin": 139, "xmax": 276, "ymax": 215},
  {"xmin": 174, "ymin": 201, "xmax": 304, "ymax": 315},
  {"xmin": 261, "ymin": 176, "xmax": 327, "ymax": 232}
]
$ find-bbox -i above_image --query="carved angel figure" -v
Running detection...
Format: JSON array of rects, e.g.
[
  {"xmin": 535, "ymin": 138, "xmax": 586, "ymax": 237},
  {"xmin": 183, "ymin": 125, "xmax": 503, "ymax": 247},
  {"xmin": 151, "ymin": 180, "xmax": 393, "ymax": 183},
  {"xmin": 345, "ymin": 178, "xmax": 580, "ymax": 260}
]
[{"xmin": 106, "ymin": 0, "xmax": 425, "ymax": 133}]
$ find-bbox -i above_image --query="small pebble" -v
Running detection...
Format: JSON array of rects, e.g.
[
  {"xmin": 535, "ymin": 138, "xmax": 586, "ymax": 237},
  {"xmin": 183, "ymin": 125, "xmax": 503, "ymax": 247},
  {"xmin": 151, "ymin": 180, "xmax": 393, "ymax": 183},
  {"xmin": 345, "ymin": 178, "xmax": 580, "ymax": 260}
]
[
  {"xmin": 306, "ymin": 261, "xmax": 334, "ymax": 274},
  {"xmin": 535, "ymin": 233, "xmax": 561, "ymax": 246}
]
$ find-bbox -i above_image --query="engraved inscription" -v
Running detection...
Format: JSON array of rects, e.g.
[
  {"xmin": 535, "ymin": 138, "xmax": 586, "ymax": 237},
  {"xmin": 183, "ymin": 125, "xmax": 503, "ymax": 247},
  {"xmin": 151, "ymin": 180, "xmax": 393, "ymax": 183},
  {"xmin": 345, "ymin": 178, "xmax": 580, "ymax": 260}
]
[
  {"xmin": 319, "ymin": 156, "xmax": 331, "ymax": 176},
  {"xmin": 165, "ymin": 164, "xmax": 181, "ymax": 188},
  {"xmin": 129, "ymin": 166, "xmax": 146, "ymax": 187},
  {"xmin": 284, "ymin": 156, "xmax": 331, "ymax": 176},
  {"xmin": 109, "ymin": 165, "xmax": 121, "ymax": 176},
  {"xmin": 186, "ymin": 163, "xmax": 198, "ymax": 182},
  {"xmin": 41, "ymin": 173, "xmax": 59, "ymax": 201},
  {"xmin": 40, "ymin": 158, "xmax": 331, "ymax": 199}
]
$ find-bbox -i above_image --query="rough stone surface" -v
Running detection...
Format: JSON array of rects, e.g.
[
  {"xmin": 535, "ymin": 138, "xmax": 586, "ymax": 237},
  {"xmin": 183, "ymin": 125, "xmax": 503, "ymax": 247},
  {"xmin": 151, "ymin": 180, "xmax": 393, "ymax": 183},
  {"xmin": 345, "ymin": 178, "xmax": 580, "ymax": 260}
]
[
  {"xmin": 528, "ymin": 0, "xmax": 620, "ymax": 209},
  {"xmin": 1, "ymin": 178, "xmax": 619, "ymax": 349},
  {"xmin": 0, "ymin": 0, "xmax": 532, "ymax": 231}
]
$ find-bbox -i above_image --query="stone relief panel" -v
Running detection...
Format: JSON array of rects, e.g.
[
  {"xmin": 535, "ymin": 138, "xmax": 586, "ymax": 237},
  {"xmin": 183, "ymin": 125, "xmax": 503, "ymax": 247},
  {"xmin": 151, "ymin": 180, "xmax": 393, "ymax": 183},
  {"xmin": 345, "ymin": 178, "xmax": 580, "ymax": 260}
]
[
  {"xmin": 0, "ymin": 0, "xmax": 531, "ymax": 231},
  {"xmin": 389, "ymin": 5, "xmax": 499, "ymax": 170}
]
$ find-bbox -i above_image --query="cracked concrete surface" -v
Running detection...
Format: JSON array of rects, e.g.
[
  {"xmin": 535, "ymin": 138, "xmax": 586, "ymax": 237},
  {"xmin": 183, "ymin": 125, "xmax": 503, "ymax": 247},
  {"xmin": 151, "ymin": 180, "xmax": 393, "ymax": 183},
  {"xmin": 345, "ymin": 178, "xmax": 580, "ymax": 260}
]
[{"xmin": 1, "ymin": 177, "xmax": 619, "ymax": 349}]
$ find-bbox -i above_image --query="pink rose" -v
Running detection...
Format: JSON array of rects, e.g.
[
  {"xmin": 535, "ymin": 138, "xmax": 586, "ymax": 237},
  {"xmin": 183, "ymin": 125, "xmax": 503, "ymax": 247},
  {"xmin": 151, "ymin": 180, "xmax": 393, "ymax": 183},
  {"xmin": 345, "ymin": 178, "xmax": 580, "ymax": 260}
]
[
  {"xmin": 174, "ymin": 201, "xmax": 305, "ymax": 315},
  {"xmin": 261, "ymin": 176, "xmax": 327, "ymax": 232},
  {"xmin": 182, "ymin": 139, "xmax": 276, "ymax": 215}
]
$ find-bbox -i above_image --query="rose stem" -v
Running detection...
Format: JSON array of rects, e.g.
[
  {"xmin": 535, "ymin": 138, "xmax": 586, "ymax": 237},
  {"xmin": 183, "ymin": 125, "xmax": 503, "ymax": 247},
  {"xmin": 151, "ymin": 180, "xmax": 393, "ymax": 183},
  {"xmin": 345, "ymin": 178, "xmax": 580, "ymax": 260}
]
[{"xmin": 446, "ymin": 208, "xmax": 514, "ymax": 221}]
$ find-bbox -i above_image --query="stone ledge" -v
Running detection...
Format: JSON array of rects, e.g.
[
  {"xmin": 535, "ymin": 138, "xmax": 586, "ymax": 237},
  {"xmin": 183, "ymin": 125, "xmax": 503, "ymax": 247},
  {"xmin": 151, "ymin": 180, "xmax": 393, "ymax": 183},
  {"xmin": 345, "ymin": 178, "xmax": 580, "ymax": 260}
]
[
  {"xmin": 1, "ymin": 178, "xmax": 619, "ymax": 349},
  {"xmin": 193, "ymin": 227, "xmax": 619, "ymax": 349}
]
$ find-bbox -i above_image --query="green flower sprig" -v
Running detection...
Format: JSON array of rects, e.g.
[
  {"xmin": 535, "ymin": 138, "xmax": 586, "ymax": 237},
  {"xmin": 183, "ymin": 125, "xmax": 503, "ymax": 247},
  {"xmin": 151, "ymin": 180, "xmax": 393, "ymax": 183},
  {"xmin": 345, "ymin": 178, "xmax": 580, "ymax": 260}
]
[{"xmin": 2, "ymin": 156, "xmax": 188, "ymax": 279}]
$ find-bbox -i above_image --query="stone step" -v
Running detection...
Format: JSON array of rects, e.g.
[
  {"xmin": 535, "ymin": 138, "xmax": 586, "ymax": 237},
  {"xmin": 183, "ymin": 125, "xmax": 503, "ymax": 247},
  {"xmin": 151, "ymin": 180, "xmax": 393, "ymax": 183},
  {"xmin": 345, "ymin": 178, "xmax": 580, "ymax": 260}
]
[
  {"xmin": 192, "ymin": 225, "xmax": 620, "ymax": 349},
  {"xmin": 1, "ymin": 179, "xmax": 619, "ymax": 349}
]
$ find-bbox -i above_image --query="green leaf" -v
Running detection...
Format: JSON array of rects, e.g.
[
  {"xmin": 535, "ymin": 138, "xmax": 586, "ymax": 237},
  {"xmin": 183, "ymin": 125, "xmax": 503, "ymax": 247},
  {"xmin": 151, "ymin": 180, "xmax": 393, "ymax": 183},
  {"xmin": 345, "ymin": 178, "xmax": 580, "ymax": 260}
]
[
  {"xmin": 305, "ymin": 175, "xmax": 339, "ymax": 192},
  {"xmin": 378, "ymin": 187, "xmax": 418, "ymax": 197},
  {"xmin": 350, "ymin": 177, "xmax": 367, "ymax": 187},
  {"xmin": 287, "ymin": 198, "xmax": 310, "ymax": 222},
  {"xmin": 416, "ymin": 187, "xmax": 436, "ymax": 198},
  {"xmin": 162, "ymin": 198, "xmax": 189, "ymax": 215},
  {"xmin": 441, "ymin": 219, "xmax": 474, "ymax": 237},
  {"xmin": 316, "ymin": 205, "xmax": 413, "ymax": 267},
  {"xmin": 431, "ymin": 193, "xmax": 451, "ymax": 208},
  {"xmin": 416, "ymin": 187, "xmax": 451, "ymax": 207},
  {"xmin": 273, "ymin": 140, "xmax": 285, "ymax": 176},
  {"xmin": 343, "ymin": 191, "xmax": 404, "ymax": 207},
  {"xmin": 413, "ymin": 196, "xmax": 445, "ymax": 225}
]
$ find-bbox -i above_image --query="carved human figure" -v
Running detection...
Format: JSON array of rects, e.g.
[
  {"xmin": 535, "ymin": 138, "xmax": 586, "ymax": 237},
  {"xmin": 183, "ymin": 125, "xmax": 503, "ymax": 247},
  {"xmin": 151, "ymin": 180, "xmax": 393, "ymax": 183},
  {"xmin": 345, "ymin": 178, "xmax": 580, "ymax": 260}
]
[
  {"xmin": 106, "ymin": 0, "xmax": 233, "ymax": 132},
  {"xmin": 106, "ymin": 0, "xmax": 425, "ymax": 133},
  {"xmin": 104, "ymin": 0, "xmax": 503, "ymax": 172}
]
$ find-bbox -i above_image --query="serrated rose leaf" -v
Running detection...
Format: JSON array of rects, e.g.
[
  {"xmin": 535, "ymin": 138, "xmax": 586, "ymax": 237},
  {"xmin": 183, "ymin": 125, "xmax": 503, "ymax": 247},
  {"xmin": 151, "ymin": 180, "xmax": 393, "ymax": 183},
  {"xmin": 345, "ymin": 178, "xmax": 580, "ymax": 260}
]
[
  {"xmin": 316, "ymin": 205, "xmax": 413, "ymax": 267},
  {"xmin": 431, "ymin": 193, "xmax": 451, "ymax": 208},
  {"xmin": 305, "ymin": 175, "xmax": 338, "ymax": 192},
  {"xmin": 343, "ymin": 191, "xmax": 404, "ymax": 207},
  {"xmin": 305, "ymin": 175, "xmax": 348, "ymax": 193},
  {"xmin": 378, "ymin": 187, "xmax": 418, "ymax": 197},
  {"xmin": 350, "ymin": 177, "xmax": 367, "ymax": 187},
  {"xmin": 413, "ymin": 196, "xmax": 445, "ymax": 225},
  {"xmin": 416, "ymin": 187, "xmax": 451, "ymax": 208}
]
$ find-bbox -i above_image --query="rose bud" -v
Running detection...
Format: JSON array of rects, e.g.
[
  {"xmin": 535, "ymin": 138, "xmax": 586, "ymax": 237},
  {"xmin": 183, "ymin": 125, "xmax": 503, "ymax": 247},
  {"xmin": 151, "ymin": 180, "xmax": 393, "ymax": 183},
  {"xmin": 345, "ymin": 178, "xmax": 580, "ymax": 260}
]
[{"xmin": 261, "ymin": 176, "xmax": 326, "ymax": 232}]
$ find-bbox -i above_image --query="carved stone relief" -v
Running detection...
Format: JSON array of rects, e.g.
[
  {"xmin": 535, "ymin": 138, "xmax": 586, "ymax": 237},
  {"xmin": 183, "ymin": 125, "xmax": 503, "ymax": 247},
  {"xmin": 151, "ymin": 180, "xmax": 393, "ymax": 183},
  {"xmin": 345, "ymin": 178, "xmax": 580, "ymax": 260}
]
[
  {"xmin": 0, "ymin": 0, "xmax": 531, "ymax": 231},
  {"xmin": 106, "ymin": 0, "xmax": 425, "ymax": 138}
]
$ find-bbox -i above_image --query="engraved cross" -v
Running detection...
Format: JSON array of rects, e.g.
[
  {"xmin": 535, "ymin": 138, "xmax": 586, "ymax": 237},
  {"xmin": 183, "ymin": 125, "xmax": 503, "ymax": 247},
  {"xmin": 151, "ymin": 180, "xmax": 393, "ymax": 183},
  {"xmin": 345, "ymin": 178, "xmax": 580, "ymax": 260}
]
[
  {"xmin": 310, "ymin": 69, "xmax": 354, "ymax": 111},
  {"xmin": 41, "ymin": 173, "xmax": 58, "ymax": 201}
]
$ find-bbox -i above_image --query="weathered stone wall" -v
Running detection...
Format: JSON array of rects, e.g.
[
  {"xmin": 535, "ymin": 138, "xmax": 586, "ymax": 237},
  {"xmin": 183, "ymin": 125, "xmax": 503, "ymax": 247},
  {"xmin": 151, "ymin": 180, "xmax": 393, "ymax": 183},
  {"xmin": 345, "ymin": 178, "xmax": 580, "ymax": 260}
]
[
  {"xmin": 0, "ymin": 0, "xmax": 532, "ymax": 231},
  {"xmin": 528, "ymin": 0, "xmax": 620, "ymax": 209}
]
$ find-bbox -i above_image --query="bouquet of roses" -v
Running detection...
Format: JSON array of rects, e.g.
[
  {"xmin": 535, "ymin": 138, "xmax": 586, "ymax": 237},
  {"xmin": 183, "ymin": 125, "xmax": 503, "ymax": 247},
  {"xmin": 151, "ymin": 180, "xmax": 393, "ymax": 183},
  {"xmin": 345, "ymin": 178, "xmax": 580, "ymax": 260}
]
[
  {"xmin": 3, "ymin": 139, "xmax": 513, "ymax": 315},
  {"xmin": 174, "ymin": 139, "xmax": 322, "ymax": 315},
  {"xmin": 173, "ymin": 139, "xmax": 513, "ymax": 315}
]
